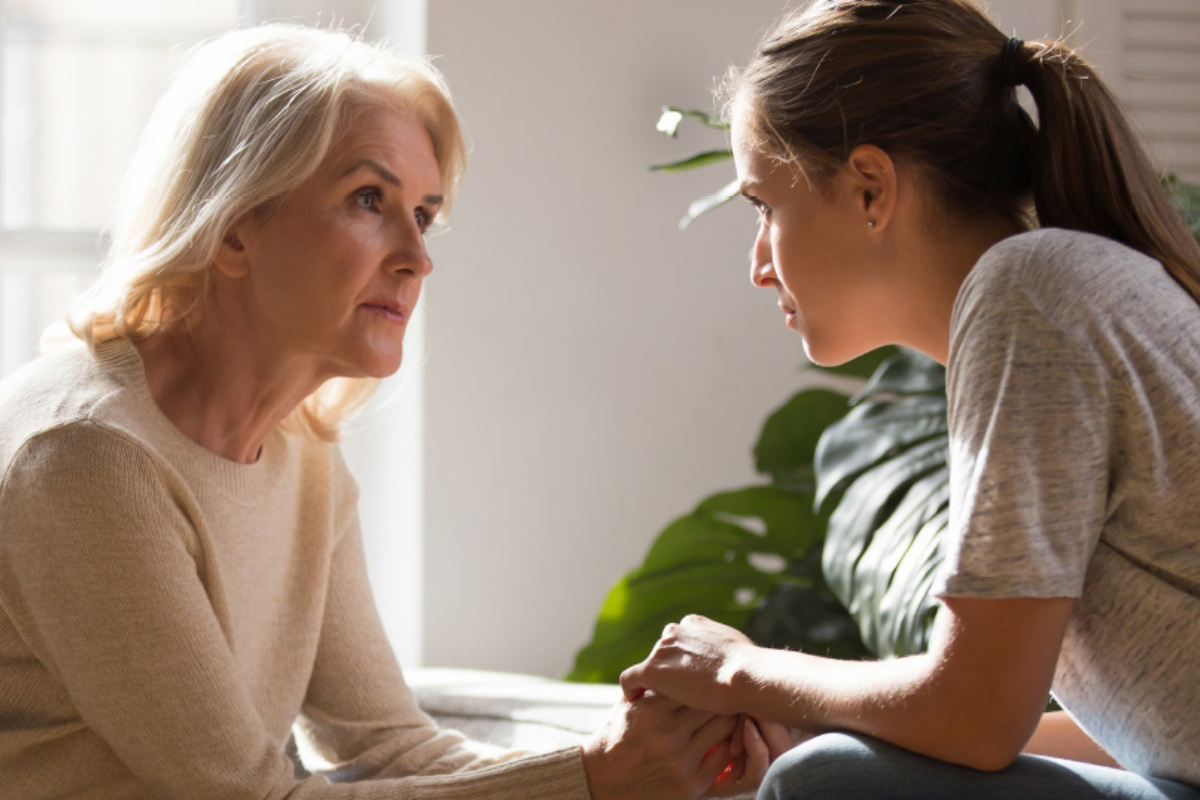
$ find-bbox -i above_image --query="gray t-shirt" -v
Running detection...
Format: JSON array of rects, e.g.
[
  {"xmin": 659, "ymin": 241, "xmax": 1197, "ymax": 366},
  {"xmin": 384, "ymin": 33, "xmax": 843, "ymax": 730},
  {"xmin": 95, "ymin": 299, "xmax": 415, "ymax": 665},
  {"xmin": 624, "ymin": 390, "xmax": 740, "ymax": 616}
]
[{"xmin": 934, "ymin": 229, "xmax": 1200, "ymax": 786}]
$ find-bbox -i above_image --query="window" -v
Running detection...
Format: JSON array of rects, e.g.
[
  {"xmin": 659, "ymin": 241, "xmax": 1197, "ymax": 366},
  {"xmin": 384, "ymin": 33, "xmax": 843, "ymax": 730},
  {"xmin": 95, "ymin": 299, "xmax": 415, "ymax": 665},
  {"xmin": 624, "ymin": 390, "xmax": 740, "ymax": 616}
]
[{"xmin": 0, "ymin": 0, "xmax": 243, "ymax": 376}]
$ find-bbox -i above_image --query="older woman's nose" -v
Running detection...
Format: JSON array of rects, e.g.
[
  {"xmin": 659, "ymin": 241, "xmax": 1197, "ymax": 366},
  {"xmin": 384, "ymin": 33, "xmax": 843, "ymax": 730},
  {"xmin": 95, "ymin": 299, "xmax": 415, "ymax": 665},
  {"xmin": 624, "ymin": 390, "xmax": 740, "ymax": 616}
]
[{"xmin": 391, "ymin": 224, "xmax": 433, "ymax": 278}]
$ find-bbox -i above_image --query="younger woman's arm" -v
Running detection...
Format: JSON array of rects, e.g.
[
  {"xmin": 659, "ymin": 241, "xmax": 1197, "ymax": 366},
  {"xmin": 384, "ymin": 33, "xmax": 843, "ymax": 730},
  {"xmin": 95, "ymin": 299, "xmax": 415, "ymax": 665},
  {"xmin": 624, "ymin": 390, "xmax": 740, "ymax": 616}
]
[
  {"xmin": 620, "ymin": 595, "xmax": 1074, "ymax": 773},
  {"xmin": 1024, "ymin": 711, "xmax": 1120, "ymax": 767}
]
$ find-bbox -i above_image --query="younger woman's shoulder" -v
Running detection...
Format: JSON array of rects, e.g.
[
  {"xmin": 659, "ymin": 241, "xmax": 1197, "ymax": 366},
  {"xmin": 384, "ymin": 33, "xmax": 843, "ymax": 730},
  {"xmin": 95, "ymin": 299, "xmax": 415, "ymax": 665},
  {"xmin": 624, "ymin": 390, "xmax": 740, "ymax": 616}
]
[
  {"xmin": 978, "ymin": 227, "xmax": 1157, "ymax": 280},
  {"xmin": 964, "ymin": 228, "xmax": 1180, "ymax": 317}
]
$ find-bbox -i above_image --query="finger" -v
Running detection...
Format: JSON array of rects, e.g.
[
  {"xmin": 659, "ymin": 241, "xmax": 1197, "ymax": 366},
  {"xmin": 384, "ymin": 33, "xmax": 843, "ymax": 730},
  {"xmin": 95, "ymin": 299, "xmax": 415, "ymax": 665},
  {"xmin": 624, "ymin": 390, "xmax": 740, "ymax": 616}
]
[
  {"xmin": 697, "ymin": 739, "xmax": 741, "ymax": 794},
  {"xmin": 729, "ymin": 717, "xmax": 746, "ymax": 759},
  {"xmin": 754, "ymin": 716, "xmax": 798, "ymax": 759},
  {"xmin": 619, "ymin": 663, "xmax": 647, "ymax": 701},
  {"xmin": 670, "ymin": 701, "xmax": 720, "ymax": 733},
  {"xmin": 739, "ymin": 719, "xmax": 771, "ymax": 786},
  {"xmin": 689, "ymin": 712, "xmax": 739, "ymax": 757}
]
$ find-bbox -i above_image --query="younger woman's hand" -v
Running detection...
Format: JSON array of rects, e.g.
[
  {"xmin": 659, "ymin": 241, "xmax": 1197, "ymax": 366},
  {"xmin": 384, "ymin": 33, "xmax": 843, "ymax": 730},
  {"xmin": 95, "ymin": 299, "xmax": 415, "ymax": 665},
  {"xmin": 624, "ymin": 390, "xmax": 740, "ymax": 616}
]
[
  {"xmin": 705, "ymin": 716, "xmax": 797, "ymax": 797},
  {"xmin": 619, "ymin": 615, "xmax": 757, "ymax": 714},
  {"xmin": 581, "ymin": 690, "xmax": 739, "ymax": 800}
]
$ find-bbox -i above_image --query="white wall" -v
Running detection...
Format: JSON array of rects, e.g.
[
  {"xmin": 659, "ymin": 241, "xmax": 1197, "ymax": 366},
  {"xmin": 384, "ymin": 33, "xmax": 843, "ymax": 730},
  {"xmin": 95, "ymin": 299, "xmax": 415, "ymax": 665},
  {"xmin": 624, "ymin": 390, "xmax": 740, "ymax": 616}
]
[
  {"xmin": 420, "ymin": 0, "xmax": 803, "ymax": 676},
  {"xmin": 407, "ymin": 0, "xmax": 1196, "ymax": 678}
]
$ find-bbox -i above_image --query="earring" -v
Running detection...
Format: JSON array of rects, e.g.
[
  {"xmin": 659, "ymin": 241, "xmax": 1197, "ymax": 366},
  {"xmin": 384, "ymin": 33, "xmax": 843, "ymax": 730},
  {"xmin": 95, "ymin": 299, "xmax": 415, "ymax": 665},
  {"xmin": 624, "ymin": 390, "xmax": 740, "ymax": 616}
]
[{"xmin": 866, "ymin": 220, "xmax": 876, "ymax": 230}]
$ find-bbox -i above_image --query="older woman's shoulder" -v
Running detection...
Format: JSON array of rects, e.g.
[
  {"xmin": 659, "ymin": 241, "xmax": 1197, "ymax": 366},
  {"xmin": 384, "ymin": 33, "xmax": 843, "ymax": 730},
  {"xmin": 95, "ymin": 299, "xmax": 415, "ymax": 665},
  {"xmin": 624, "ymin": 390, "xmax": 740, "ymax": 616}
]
[{"xmin": 0, "ymin": 342, "xmax": 115, "ymax": 459}]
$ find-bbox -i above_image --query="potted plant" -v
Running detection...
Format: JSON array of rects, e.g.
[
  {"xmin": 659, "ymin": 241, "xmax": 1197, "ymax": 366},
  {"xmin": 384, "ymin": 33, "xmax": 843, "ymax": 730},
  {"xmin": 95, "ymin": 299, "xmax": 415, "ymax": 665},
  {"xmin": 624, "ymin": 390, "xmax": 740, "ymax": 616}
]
[{"xmin": 568, "ymin": 109, "xmax": 1200, "ymax": 683}]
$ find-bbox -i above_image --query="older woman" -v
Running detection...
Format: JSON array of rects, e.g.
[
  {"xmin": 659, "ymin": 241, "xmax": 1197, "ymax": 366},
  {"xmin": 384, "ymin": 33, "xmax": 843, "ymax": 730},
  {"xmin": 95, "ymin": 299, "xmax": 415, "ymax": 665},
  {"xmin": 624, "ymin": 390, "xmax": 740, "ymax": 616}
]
[{"xmin": 0, "ymin": 25, "xmax": 773, "ymax": 799}]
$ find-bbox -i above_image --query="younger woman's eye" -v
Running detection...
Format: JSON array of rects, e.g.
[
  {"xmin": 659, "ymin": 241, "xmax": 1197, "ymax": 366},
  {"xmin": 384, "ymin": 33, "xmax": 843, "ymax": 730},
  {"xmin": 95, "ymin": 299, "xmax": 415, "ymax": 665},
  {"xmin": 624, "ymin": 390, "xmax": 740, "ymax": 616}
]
[
  {"xmin": 745, "ymin": 196, "xmax": 769, "ymax": 218},
  {"xmin": 354, "ymin": 188, "xmax": 382, "ymax": 212}
]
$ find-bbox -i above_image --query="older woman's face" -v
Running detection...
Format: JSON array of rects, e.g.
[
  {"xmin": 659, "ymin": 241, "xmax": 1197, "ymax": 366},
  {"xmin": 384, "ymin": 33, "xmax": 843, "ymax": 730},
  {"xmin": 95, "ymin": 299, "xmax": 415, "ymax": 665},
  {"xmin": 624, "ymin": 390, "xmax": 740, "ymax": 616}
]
[{"xmin": 223, "ymin": 106, "xmax": 443, "ymax": 380}]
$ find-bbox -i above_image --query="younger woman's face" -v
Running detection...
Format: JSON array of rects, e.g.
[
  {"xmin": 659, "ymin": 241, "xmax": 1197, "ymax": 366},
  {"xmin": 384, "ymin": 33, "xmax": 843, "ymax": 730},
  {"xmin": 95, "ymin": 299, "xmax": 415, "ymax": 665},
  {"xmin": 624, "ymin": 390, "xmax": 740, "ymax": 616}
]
[{"xmin": 732, "ymin": 113, "xmax": 896, "ymax": 366}]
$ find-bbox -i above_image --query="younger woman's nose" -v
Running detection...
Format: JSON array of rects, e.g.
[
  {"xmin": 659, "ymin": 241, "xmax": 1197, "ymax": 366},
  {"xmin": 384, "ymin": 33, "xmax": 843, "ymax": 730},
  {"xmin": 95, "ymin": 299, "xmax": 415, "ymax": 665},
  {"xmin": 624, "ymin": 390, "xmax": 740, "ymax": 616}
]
[
  {"xmin": 749, "ymin": 229, "xmax": 777, "ymax": 288},
  {"xmin": 750, "ymin": 256, "xmax": 778, "ymax": 288}
]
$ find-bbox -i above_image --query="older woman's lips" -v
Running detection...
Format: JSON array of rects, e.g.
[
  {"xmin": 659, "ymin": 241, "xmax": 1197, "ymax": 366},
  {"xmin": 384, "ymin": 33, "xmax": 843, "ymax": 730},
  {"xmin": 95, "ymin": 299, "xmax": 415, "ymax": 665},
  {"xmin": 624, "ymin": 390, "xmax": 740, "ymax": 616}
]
[
  {"xmin": 778, "ymin": 301, "xmax": 797, "ymax": 324},
  {"xmin": 362, "ymin": 302, "xmax": 409, "ymax": 325}
]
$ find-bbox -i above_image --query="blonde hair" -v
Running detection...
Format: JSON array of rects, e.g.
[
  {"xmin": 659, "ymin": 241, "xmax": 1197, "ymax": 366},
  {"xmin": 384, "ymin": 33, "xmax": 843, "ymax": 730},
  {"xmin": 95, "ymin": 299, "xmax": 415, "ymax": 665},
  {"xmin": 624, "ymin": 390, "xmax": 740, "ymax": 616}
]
[
  {"xmin": 725, "ymin": 0, "xmax": 1200, "ymax": 299},
  {"xmin": 66, "ymin": 23, "xmax": 467, "ymax": 440}
]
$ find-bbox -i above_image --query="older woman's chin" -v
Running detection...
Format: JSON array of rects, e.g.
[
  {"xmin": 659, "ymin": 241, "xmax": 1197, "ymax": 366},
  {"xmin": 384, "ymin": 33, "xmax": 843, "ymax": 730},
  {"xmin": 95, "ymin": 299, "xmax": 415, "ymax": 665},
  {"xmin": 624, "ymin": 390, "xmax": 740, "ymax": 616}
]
[{"xmin": 328, "ymin": 346, "xmax": 407, "ymax": 381}]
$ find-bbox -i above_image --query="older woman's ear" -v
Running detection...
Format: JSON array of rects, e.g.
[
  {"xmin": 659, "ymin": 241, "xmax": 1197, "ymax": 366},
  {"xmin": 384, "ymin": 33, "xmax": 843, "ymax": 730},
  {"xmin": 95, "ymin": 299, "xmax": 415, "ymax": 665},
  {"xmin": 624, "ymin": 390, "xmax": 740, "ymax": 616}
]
[{"xmin": 214, "ymin": 225, "xmax": 251, "ymax": 279}]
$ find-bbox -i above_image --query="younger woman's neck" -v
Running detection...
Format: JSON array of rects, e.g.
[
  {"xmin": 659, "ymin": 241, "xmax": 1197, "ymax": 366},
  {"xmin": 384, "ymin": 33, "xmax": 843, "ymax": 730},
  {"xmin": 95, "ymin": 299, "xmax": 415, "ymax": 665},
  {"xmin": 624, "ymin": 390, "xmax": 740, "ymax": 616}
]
[{"xmin": 902, "ymin": 213, "xmax": 1026, "ymax": 365}]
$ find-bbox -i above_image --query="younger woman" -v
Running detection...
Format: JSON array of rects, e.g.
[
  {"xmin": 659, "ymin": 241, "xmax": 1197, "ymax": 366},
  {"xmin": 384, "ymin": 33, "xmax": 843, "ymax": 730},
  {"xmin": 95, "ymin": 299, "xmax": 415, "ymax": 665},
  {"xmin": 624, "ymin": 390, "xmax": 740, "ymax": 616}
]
[{"xmin": 621, "ymin": 1, "xmax": 1200, "ymax": 797}]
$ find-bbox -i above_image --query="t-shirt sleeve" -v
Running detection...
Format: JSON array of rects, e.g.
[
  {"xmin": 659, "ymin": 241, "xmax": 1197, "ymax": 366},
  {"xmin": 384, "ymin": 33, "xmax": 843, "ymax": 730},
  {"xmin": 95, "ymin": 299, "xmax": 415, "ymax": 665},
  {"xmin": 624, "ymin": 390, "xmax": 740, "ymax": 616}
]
[{"xmin": 935, "ymin": 237, "xmax": 1114, "ymax": 600}]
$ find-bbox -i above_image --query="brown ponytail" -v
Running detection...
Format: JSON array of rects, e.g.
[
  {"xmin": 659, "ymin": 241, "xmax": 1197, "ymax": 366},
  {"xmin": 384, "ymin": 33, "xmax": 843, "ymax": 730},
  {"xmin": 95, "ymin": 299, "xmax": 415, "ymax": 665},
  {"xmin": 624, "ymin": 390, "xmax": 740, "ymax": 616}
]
[
  {"xmin": 728, "ymin": 0, "xmax": 1200, "ymax": 301},
  {"xmin": 1014, "ymin": 38, "xmax": 1200, "ymax": 298}
]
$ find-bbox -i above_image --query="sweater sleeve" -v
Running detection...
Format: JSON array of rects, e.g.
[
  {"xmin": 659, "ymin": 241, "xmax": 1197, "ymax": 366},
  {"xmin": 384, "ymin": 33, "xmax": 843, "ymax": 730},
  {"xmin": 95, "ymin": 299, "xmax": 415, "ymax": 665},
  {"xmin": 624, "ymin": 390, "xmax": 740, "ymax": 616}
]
[
  {"xmin": 0, "ymin": 422, "xmax": 589, "ymax": 800},
  {"xmin": 294, "ymin": 464, "xmax": 591, "ymax": 797}
]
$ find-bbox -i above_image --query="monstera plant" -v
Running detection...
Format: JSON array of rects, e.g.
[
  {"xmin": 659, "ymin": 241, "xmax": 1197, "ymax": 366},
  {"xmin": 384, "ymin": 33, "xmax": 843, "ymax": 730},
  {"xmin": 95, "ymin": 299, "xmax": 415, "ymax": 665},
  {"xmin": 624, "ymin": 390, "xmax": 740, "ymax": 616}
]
[
  {"xmin": 568, "ymin": 346, "xmax": 946, "ymax": 682},
  {"xmin": 567, "ymin": 108, "xmax": 1200, "ymax": 684}
]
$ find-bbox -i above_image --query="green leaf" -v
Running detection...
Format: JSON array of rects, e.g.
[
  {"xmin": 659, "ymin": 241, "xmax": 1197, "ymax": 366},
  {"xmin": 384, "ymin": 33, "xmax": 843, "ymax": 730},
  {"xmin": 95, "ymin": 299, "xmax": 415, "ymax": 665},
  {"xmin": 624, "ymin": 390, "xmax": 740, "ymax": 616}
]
[
  {"xmin": 813, "ymin": 350, "xmax": 951, "ymax": 658},
  {"xmin": 697, "ymin": 485, "xmax": 825, "ymax": 550},
  {"xmin": 656, "ymin": 106, "xmax": 729, "ymax": 136},
  {"xmin": 567, "ymin": 485, "xmax": 846, "ymax": 683},
  {"xmin": 814, "ymin": 394, "xmax": 948, "ymax": 508},
  {"xmin": 851, "ymin": 347, "xmax": 946, "ymax": 404},
  {"xmin": 679, "ymin": 178, "xmax": 741, "ymax": 229},
  {"xmin": 746, "ymin": 547, "xmax": 871, "ymax": 659},
  {"xmin": 651, "ymin": 149, "xmax": 734, "ymax": 173},
  {"xmin": 1163, "ymin": 173, "xmax": 1200, "ymax": 244},
  {"xmin": 822, "ymin": 452, "xmax": 949, "ymax": 657},
  {"xmin": 754, "ymin": 388, "xmax": 852, "ymax": 490}
]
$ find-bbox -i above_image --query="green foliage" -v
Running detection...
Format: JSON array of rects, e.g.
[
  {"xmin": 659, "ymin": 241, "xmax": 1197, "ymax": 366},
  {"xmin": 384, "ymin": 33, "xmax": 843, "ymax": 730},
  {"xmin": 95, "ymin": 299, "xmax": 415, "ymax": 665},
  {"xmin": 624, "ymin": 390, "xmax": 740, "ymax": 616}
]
[
  {"xmin": 567, "ymin": 350, "xmax": 895, "ymax": 683},
  {"xmin": 1164, "ymin": 173, "xmax": 1200, "ymax": 244},
  {"xmin": 816, "ymin": 352, "xmax": 949, "ymax": 658},
  {"xmin": 651, "ymin": 107, "xmax": 738, "ymax": 229}
]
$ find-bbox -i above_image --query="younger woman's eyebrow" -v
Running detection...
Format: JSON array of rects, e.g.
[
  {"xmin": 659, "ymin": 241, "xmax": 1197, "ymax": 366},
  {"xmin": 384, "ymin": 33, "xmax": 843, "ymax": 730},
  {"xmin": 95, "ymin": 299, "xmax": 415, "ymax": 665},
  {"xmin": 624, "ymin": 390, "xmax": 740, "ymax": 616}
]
[{"xmin": 739, "ymin": 178, "xmax": 763, "ymax": 199}]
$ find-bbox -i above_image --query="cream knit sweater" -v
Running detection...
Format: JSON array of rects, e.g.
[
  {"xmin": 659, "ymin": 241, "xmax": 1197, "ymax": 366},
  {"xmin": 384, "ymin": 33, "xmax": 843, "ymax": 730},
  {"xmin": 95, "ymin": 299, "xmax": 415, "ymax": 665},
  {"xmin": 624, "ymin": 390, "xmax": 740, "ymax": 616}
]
[{"xmin": 0, "ymin": 338, "xmax": 591, "ymax": 799}]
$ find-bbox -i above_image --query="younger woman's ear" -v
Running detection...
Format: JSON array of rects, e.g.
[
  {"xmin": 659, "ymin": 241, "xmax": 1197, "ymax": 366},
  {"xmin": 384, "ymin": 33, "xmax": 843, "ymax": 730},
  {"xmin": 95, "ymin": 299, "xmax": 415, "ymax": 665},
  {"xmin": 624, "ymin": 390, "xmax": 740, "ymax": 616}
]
[
  {"xmin": 213, "ymin": 220, "xmax": 251, "ymax": 279},
  {"xmin": 845, "ymin": 144, "xmax": 897, "ymax": 232}
]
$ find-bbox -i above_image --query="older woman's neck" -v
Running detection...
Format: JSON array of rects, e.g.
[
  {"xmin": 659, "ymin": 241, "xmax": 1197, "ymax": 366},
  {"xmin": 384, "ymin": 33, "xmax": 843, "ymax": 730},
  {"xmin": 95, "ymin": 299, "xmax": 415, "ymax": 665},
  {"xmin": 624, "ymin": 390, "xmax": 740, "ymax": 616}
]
[{"xmin": 134, "ymin": 319, "xmax": 327, "ymax": 464}]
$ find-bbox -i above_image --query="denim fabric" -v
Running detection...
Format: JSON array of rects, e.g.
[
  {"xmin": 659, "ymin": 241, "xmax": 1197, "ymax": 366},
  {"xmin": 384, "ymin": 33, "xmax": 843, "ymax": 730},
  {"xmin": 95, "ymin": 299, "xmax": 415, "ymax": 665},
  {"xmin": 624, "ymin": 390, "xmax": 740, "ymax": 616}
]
[{"xmin": 758, "ymin": 733, "xmax": 1200, "ymax": 800}]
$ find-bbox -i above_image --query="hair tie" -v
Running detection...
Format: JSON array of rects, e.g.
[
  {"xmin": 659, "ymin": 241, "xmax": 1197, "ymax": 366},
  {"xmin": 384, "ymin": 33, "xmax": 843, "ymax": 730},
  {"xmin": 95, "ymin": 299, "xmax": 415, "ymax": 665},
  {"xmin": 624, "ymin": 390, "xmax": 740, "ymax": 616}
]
[{"xmin": 999, "ymin": 37, "xmax": 1026, "ymax": 87}]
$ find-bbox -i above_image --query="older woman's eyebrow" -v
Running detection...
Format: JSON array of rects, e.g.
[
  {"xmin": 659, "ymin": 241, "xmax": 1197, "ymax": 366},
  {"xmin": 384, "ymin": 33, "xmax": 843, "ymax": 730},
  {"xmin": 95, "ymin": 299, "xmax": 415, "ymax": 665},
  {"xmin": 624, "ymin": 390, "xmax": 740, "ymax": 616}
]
[{"xmin": 341, "ymin": 158, "xmax": 444, "ymax": 206}]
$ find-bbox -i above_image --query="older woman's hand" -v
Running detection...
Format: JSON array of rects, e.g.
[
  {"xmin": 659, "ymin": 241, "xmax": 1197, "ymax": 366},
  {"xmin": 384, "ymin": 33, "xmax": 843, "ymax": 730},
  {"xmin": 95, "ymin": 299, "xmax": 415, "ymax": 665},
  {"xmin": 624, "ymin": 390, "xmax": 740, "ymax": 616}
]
[
  {"xmin": 581, "ymin": 690, "xmax": 739, "ymax": 800},
  {"xmin": 705, "ymin": 716, "xmax": 797, "ymax": 798},
  {"xmin": 619, "ymin": 615, "xmax": 757, "ymax": 715}
]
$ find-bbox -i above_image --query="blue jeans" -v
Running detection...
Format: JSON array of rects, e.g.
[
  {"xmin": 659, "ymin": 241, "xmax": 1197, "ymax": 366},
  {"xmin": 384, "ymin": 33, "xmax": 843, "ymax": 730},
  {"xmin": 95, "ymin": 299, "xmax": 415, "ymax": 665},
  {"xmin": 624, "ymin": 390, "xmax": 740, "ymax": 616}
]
[{"xmin": 758, "ymin": 733, "xmax": 1200, "ymax": 800}]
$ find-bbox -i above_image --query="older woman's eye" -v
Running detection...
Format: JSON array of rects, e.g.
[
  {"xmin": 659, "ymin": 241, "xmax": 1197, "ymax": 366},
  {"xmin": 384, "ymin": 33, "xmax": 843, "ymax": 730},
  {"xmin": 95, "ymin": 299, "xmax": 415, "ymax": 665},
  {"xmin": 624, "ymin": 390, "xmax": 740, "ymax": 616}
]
[
  {"xmin": 353, "ymin": 188, "xmax": 382, "ymax": 212},
  {"xmin": 415, "ymin": 208, "xmax": 433, "ymax": 233}
]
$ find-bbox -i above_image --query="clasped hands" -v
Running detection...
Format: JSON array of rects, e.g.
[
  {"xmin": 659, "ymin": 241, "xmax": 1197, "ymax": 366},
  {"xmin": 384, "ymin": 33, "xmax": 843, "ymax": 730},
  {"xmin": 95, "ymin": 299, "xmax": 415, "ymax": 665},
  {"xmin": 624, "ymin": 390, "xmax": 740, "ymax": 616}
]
[{"xmin": 581, "ymin": 615, "xmax": 795, "ymax": 800}]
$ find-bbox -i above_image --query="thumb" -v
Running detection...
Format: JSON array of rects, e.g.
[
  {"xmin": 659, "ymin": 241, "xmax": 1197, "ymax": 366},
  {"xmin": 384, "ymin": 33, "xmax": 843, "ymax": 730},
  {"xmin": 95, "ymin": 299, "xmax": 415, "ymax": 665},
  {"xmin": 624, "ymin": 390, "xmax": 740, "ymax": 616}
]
[{"xmin": 619, "ymin": 664, "xmax": 646, "ymax": 701}]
